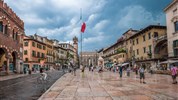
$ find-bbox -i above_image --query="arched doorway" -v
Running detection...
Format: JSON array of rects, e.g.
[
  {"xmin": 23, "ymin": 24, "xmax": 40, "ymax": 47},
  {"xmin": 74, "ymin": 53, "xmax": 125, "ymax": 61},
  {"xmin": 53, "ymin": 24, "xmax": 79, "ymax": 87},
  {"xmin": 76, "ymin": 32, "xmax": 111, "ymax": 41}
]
[
  {"xmin": 11, "ymin": 51, "xmax": 18, "ymax": 72},
  {"xmin": 0, "ymin": 48, "xmax": 8, "ymax": 74},
  {"xmin": 154, "ymin": 39, "xmax": 168, "ymax": 59}
]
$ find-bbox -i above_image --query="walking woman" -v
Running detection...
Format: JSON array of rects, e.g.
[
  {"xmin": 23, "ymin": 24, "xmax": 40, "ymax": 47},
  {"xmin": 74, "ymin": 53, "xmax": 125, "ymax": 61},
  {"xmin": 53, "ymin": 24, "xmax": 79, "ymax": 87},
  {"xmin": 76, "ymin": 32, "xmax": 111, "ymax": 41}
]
[{"xmin": 171, "ymin": 64, "xmax": 178, "ymax": 84}]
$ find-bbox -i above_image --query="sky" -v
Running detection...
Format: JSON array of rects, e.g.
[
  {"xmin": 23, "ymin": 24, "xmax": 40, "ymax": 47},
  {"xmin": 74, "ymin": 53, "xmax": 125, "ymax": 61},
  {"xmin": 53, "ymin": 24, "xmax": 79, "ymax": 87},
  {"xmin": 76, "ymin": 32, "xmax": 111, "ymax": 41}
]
[{"xmin": 4, "ymin": 0, "xmax": 172, "ymax": 52}]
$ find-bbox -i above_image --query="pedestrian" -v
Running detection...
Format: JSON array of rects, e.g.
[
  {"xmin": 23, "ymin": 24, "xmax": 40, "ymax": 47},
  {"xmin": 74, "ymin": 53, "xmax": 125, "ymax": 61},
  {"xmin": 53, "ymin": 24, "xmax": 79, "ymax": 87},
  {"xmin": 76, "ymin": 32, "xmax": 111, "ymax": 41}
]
[
  {"xmin": 134, "ymin": 64, "xmax": 138, "ymax": 75},
  {"xmin": 81, "ymin": 65, "xmax": 85, "ymax": 77},
  {"xmin": 150, "ymin": 66, "xmax": 154, "ymax": 75},
  {"xmin": 170, "ymin": 64, "xmax": 178, "ymax": 84},
  {"xmin": 23, "ymin": 67, "xmax": 26, "ymax": 74},
  {"xmin": 119, "ymin": 66, "xmax": 123, "ymax": 78},
  {"xmin": 139, "ymin": 65, "xmax": 146, "ymax": 84},
  {"xmin": 126, "ymin": 66, "xmax": 131, "ymax": 77}
]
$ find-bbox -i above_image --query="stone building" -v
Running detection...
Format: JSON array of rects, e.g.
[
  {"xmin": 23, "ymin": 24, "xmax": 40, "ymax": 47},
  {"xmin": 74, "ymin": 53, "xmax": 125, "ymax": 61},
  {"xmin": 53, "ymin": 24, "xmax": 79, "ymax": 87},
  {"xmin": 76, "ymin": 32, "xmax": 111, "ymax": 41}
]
[
  {"xmin": 58, "ymin": 36, "xmax": 78, "ymax": 65},
  {"xmin": 129, "ymin": 25, "xmax": 167, "ymax": 68},
  {"xmin": 0, "ymin": 0, "xmax": 25, "ymax": 75},
  {"xmin": 23, "ymin": 36, "xmax": 46, "ymax": 71},
  {"xmin": 164, "ymin": 0, "xmax": 178, "ymax": 61},
  {"xmin": 80, "ymin": 52, "xmax": 98, "ymax": 67}
]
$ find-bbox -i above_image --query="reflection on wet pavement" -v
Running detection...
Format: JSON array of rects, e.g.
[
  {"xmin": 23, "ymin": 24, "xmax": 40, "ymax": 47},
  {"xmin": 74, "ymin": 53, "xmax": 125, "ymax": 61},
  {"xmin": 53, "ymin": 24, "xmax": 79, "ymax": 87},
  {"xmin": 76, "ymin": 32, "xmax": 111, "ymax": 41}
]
[{"xmin": 40, "ymin": 70, "xmax": 178, "ymax": 100}]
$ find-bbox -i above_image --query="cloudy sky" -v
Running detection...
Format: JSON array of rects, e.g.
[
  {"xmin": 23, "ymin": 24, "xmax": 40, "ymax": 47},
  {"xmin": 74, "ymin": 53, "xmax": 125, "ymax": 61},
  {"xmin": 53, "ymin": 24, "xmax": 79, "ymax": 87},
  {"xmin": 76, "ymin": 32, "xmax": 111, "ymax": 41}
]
[{"xmin": 5, "ymin": 0, "xmax": 172, "ymax": 52}]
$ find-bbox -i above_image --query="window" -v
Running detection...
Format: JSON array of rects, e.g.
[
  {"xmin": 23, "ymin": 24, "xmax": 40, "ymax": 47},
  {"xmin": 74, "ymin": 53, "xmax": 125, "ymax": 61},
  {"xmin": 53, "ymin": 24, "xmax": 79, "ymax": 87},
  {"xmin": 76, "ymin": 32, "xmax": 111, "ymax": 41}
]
[
  {"xmin": 174, "ymin": 21, "xmax": 178, "ymax": 32},
  {"xmin": 143, "ymin": 47, "xmax": 146, "ymax": 53},
  {"xmin": 37, "ymin": 52, "xmax": 40, "ymax": 57},
  {"xmin": 42, "ymin": 53, "xmax": 44, "ymax": 58},
  {"xmin": 32, "ymin": 51, "xmax": 36, "ymax": 57},
  {"xmin": 173, "ymin": 40, "xmax": 178, "ymax": 56},
  {"xmin": 43, "ymin": 46, "xmax": 46, "ymax": 50},
  {"xmin": 25, "ymin": 58, "xmax": 28, "ymax": 62},
  {"xmin": 13, "ymin": 30, "xmax": 15, "ymax": 40},
  {"xmin": 133, "ymin": 40, "xmax": 135, "ymax": 45},
  {"xmin": 173, "ymin": 8, "xmax": 177, "ymax": 15},
  {"xmin": 4, "ymin": 25, "xmax": 8, "ymax": 35},
  {"xmin": 32, "ymin": 42, "xmax": 35, "ymax": 47},
  {"xmin": 148, "ymin": 32, "xmax": 151, "ymax": 39},
  {"xmin": 137, "ymin": 49, "xmax": 139, "ymax": 55},
  {"xmin": 0, "ymin": 22, "xmax": 3, "ymax": 32},
  {"xmin": 143, "ymin": 35, "xmax": 146, "ymax": 41},
  {"xmin": 154, "ymin": 32, "xmax": 158, "ymax": 38},
  {"xmin": 149, "ymin": 45, "xmax": 152, "ymax": 53},
  {"xmin": 15, "ymin": 32, "xmax": 18, "ymax": 40},
  {"xmin": 126, "ymin": 41, "xmax": 128, "ymax": 45},
  {"xmin": 39, "ymin": 44, "xmax": 42, "ymax": 49},
  {"xmin": 24, "ymin": 42, "xmax": 28, "ymax": 46},
  {"xmin": 133, "ymin": 50, "xmax": 135, "ymax": 56},
  {"xmin": 130, "ymin": 40, "xmax": 132, "ymax": 43},
  {"xmin": 24, "ymin": 50, "xmax": 28, "ymax": 55},
  {"xmin": 136, "ymin": 38, "xmax": 139, "ymax": 44}
]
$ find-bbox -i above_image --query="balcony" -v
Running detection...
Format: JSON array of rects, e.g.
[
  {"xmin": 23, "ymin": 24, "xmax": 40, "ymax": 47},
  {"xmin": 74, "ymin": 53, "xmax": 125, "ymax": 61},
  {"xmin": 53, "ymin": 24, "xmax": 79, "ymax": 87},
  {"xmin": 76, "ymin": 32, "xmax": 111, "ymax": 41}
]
[{"xmin": 154, "ymin": 35, "xmax": 167, "ymax": 43}]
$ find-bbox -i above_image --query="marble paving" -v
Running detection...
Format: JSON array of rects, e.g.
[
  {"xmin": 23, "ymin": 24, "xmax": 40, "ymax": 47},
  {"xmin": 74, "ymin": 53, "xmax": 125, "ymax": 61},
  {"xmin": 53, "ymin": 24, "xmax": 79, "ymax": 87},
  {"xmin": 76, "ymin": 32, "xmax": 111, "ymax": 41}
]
[{"xmin": 39, "ymin": 70, "xmax": 178, "ymax": 100}]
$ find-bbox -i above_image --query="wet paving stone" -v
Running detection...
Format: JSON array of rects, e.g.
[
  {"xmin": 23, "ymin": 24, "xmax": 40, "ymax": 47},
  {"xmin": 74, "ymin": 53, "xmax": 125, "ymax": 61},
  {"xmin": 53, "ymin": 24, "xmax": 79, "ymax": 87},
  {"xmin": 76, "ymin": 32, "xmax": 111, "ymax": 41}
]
[{"xmin": 39, "ymin": 70, "xmax": 178, "ymax": 100}]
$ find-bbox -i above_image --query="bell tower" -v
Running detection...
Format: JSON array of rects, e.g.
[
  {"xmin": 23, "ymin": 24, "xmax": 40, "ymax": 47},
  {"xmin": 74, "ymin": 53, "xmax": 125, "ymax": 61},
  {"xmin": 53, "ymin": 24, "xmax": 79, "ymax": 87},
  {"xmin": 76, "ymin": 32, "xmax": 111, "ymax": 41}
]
[{"xmin": 73, "ymin": 36, "xmax": 78, "ymax": 53}]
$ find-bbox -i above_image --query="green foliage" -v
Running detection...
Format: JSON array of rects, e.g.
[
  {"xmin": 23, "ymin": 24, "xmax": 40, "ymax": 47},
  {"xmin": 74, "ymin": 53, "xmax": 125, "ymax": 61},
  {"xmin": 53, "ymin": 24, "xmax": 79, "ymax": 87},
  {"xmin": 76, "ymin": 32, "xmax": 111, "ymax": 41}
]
[
  {"xmin": 117, "ymin": 48, "xmax": 126, "ymax": 54},
  {"xmin": 147, "ymin": 51, "xmax": 152, "ymax": 58}
]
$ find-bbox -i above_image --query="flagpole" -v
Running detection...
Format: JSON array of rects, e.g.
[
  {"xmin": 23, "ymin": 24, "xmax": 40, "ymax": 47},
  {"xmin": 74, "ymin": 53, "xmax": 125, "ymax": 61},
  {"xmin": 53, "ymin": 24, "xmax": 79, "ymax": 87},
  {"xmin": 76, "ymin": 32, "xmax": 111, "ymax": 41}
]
[
  {"xmin": 80, "ymin": 8, "xmax": 83, "ymax": 66},
  {"xmin": 81, "ymin": 31, "xmax": 83, "ymax": 66}
]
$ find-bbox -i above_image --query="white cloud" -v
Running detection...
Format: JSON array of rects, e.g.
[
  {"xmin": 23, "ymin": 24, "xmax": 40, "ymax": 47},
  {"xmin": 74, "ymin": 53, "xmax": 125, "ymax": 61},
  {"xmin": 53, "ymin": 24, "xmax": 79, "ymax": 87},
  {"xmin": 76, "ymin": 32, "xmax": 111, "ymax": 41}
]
[
  {"xmin": 83, "ymin": 35, "xmax": 104, "ymax": 44},
  {"xmin": 118, "ymin": 5, "xmax": 165, "ymax": 29},
  {"xmin": 94, "ymin": 20, "xmax": 110, "ymax": 31}
]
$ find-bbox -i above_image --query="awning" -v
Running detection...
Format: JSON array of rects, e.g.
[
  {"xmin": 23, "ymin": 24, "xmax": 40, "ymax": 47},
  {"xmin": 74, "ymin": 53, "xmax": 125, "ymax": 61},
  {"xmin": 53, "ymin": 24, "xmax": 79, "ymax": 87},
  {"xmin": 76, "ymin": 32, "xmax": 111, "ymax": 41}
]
[
  {"xmin": 122, "ymin": 63, "xmax": 129, "ymax": 66},
  {"xmin": 159, "ymin": 60, "xmax": 178, "ymax": 64}
]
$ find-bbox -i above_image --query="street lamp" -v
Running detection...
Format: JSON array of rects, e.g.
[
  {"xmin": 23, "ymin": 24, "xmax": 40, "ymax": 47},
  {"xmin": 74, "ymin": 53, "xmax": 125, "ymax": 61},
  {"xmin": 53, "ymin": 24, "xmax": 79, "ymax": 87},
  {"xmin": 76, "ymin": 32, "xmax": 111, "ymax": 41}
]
[{"xmin": 95, "ymin": 50, "xmax": 98, "ymax": 67}]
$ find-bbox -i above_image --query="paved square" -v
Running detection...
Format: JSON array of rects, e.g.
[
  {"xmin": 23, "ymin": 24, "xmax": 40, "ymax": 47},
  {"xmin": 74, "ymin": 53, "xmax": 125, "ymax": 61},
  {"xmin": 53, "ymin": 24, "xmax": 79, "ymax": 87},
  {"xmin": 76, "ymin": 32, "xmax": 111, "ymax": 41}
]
[{"xmin": 39, "ymin": 70, "xmax": 178, "ymax": 100}]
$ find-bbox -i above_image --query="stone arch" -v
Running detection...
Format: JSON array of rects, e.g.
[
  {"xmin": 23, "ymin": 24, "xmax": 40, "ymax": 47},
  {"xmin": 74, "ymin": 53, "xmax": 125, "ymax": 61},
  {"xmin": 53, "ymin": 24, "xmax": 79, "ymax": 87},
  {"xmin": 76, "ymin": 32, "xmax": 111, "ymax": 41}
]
[
  {"xmin": 0, "ymin": 16, "xmax": 10, "ymax": 27},
  {"xmin": 11, "ymin": 51, "xmax": 18, "ymax": 72},
  {"xmin": 0, "ymin": 16, "xmax": 11, "ymax": 36},
  {"xmin": 154, "ymin": 39, "xmax": 167, "ymax": 54},
  {"xmin": 0, "ymin": 47, "xmax": 9, "ymax": 72},
  {"xmin": 12, "ymin": 26, "xmax": 19, "ymax": 40}
]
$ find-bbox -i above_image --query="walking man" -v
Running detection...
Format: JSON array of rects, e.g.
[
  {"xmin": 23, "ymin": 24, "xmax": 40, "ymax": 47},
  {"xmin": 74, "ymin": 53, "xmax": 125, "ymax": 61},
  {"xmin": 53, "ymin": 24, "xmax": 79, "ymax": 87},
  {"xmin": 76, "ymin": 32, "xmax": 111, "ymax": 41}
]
[
  {"xmin": 139, "ymin": 65, "xmax": 146, "ymax": 84},
  {"xmin": 119, "ymin": 66, "xmax": 123, "ymax": 78}
]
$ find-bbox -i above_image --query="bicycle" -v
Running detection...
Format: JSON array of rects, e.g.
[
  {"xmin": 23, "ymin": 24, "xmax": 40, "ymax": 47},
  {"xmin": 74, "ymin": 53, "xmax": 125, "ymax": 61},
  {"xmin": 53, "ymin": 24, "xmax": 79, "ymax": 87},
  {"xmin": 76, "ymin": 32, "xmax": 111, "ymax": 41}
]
[{"xmin": 37, "ymin": 73, "xmax": 51, "ymax": 84}]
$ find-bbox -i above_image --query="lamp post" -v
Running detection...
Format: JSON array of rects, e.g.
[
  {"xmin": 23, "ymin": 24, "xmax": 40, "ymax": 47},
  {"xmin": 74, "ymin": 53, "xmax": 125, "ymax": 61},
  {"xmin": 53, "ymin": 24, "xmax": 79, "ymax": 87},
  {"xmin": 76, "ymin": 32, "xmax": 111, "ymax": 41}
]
[{"xmin": 95, "ymin": 50, "xmax": 98, "ymax": 67}]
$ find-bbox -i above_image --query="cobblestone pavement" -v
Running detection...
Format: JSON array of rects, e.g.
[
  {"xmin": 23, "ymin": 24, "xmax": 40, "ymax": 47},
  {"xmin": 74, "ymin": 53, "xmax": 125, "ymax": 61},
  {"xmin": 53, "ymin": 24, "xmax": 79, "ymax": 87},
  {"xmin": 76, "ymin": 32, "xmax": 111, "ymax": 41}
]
[{"xmin": 39, "ymin": 70, "xmax": 178, "ymax": 100}]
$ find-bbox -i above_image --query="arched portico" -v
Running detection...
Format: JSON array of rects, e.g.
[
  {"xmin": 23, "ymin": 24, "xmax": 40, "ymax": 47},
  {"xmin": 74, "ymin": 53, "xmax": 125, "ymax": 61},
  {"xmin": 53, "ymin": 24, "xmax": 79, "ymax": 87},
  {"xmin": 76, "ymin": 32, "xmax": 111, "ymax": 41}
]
[
  {"xmin": 0, "ymin": 47, "xmax": 10, "ymax": 75},
  {"xmin": 154, "ymin": 39, "xmax": 168, "ymax": 59}
]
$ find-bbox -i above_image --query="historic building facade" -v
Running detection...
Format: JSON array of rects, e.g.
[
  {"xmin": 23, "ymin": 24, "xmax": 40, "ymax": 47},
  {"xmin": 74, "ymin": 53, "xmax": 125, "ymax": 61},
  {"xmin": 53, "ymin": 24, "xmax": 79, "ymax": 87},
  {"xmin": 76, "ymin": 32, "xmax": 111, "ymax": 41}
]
[
  {"xmin": 129, "ymin": 25, "xmax": 167, "ymax": 68},
  {"xmin": 0, "ymin": 1, "xmax": 25, "ymax": 75},
  {"xmin": 103, "ymin": 36, "xmax": 126, "ymax": 64},
  {"xmin": 80, "ymin": 52, "xmax": 98, "ymax": 67},
  {"xmin": 23, "ymin": 36, "xmax": 46, "ymax": 71},
  {"xmin": 165, "ymin": 0, "xmax": 178, "ymax": 61},
  {"xmin": 58, "ymin": 37, "xmax": 78, "ymax": 65}
]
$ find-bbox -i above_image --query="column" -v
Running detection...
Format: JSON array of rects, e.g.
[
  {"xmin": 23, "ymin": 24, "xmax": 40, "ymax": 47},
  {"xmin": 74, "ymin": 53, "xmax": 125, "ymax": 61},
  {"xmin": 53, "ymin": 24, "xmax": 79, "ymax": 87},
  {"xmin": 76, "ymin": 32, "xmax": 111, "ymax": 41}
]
[{"xmin": 6, "ymin": 57, "xmax": 10, "ymax": 75}]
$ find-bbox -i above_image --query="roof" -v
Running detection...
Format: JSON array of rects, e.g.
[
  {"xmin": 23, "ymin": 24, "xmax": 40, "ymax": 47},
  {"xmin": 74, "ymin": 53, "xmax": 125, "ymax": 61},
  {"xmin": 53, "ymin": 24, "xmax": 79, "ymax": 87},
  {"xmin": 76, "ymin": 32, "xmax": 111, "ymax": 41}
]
[
  {"xmin": 97, "ymin": 48, "xmax": 104, "ymax": 53},
  {"xmin": 24, "ymin": 36, "xmax": 46, "ymax": 45},
  {"xmin": 164, "ymin": 0, "xmax": 177, "ymax": 12},
  {"xmin": 129, "ymin": 25, "xmax": 166, "ymax": 39},
  {"xmin": 122, "ymin": 28, "xmax": 139, "ymax": 35}
]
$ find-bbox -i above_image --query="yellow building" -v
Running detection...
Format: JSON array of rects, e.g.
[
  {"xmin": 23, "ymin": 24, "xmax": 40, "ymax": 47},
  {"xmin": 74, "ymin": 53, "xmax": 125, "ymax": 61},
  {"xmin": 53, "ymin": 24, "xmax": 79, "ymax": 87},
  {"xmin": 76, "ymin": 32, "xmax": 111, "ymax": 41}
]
[
  {"xmin": 129, "ymin": 25, "xmax": 167, "ymax": 68},
  {"xmin": 44, "ymin": 37, "xmax": 54, "ymax": 69},
  {"xmin": 103, "ymin": 37, "xmax": 126, "ymax": 64}
]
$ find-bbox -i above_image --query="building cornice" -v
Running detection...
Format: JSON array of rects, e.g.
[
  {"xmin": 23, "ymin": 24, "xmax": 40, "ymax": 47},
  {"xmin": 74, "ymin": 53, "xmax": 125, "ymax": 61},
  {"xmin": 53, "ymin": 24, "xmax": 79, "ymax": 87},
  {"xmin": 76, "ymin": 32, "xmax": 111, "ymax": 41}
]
[{"xmin": 164, "ymin": 0, "xmax": 177, "ymax": 12}]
